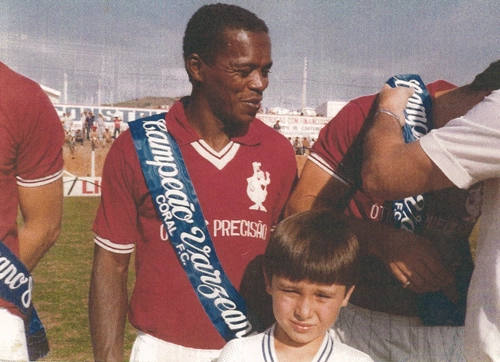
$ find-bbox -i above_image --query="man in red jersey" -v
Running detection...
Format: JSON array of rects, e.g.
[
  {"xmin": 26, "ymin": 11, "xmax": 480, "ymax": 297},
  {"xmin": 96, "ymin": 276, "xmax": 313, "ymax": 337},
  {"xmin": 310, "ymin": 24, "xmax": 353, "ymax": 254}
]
[
  {"xmin": 361, "ymin": 61, "xmax": 500, "ymax": 361},
  {"xmin": 0, "ymin": 62, "xmax": 64, "ymax": 360},
  {"xmin": 89, "ymin": 4, "xmax": 297, "ymax": 362},
  {"xmin": 285, "ymin": 74, "xmax": 490, "ymax": 361}
]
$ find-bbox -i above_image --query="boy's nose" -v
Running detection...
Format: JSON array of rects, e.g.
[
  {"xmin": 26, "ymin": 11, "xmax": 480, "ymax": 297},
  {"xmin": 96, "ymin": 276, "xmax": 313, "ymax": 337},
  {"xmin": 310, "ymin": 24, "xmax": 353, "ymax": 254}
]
[{"xmin": 294, "ymin": 295, "xmax": 313, "ymax": 320}]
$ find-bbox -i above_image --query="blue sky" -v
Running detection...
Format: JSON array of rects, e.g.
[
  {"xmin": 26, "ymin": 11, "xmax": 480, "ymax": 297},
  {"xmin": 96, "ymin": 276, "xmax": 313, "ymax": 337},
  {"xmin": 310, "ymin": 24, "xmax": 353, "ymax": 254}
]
[{"xmin": 1, "ymin": 0, "xmax": 499, "ymax": 110}]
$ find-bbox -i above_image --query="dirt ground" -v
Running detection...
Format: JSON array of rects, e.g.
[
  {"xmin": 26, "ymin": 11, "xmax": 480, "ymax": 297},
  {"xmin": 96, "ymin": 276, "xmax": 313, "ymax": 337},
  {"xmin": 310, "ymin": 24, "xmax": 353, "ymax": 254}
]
[
  {"xmin": 63, "ymin": 139, "xmax": 112, "ymax": 177},
  {"xmin": 63, "ymin": 139, "xmax": 308, "ymax": 177}
]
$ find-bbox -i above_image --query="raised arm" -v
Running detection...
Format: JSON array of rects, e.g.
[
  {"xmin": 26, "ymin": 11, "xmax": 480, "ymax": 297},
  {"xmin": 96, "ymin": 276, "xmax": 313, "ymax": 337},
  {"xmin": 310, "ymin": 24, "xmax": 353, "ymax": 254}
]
[
  {"xmin": 89, "ymin": 245, "xmax": 131, "ymax": 362},
  {"xmin": 362, "ymin": 85, "xmax": 453, "ymax": 199},
  {"xmin": 17, "ymin": 178, "xmax": 63, "ymax": 271}
]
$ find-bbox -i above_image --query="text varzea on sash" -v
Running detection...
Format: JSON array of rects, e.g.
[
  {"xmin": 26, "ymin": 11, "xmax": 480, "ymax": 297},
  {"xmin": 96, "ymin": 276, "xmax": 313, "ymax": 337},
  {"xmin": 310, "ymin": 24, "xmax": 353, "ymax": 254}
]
[{"xmin": 140, "ymin": 117, "xmax": 254, "ymax": 339}]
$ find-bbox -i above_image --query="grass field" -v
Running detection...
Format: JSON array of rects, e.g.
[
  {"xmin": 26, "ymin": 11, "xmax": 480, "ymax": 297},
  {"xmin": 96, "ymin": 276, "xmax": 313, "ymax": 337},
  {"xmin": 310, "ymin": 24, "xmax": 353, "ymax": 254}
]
[
  {"xmin": 30, "ymin": 181, "xmax": 480, "ymax": 361},
  {"xmin": 33, "ymin": 197, "xmax": 136, "ymax": 361}
]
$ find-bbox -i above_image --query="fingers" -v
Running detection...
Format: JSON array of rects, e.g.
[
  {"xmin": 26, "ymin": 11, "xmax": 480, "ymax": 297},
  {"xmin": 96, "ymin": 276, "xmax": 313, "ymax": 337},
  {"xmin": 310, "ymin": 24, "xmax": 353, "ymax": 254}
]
[
  {"xmin": 377, "ymin": 84, "xmax": 415, "ymax": 113},
  {"xmin": 391, "ymin": 261, "xmax": 439, "ymax": 293},
  {"xmin": 381, "ymin": 228, "xmax": 458, "ymax": 296},
  {"xmin": 391, "ymin": 256, "xmax": 455, "ymax": 294}
]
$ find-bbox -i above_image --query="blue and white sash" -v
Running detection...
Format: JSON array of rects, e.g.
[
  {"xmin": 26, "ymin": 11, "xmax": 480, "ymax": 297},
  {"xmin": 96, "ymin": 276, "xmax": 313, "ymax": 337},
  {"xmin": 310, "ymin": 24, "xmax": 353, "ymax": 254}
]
[
  {"xmin": 129, "ymin": 114, "xmax": 259, "ymax": 341},
  {"xmin": 386, "ymin": 75, "xmax": 463, "ymax": 326},
  {"xmin": 386, "ymin": 74, "xmax": 433, "ymax": 233},
  {"xmin": 0, "ymin": 241, "xmax": 49, "ymax": 360}
]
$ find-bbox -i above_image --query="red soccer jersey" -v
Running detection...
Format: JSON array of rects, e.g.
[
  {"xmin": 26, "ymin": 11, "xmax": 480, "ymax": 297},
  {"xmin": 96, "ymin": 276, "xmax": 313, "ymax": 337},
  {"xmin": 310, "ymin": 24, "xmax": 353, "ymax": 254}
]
[
  {"xmin": 309, "ymin": 80, "xmax": 478, "ymax": 225},
  {"xmin": 0, "ymin": 62, "xmax": 64, "ymax": 310},
  {"xmin": 309, "ymin": 80, "xmax": 482, "ymax": 325},
  {"xmin": 93, "ymin": 100, "xmax": 297, "ymax": 349}
]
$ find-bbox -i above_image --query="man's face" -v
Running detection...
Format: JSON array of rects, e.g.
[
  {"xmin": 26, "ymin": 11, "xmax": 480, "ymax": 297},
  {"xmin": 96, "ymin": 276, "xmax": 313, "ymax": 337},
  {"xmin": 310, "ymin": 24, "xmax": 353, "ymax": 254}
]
[
  {"xmin": 201, "ymin": 29, "xmax": 272, "ymax": 128},
  {"xmin": 267, "ymin": 275, "xmax": 354, "ymax": 349}
]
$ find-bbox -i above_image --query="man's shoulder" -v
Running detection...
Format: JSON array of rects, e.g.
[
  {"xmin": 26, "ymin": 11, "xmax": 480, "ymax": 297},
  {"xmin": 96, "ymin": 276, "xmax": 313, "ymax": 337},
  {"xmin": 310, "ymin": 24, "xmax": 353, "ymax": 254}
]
[
  {"xmin": 107, "ymin": 129, "xmax": 135, "ymax": 158},
  {"xmin": 0, "ymin": 63, "xmax": 49, "ymax": 113},
  {"xmin": 427, "ymin": 79, "xmax": 456, "ymax": 95}
]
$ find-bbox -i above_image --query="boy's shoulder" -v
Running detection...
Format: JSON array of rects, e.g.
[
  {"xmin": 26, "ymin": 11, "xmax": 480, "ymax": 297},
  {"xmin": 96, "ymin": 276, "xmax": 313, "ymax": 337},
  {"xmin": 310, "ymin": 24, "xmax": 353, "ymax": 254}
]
[
  {"xmin": 218, "ymin": 327, "xmax": 272, "ymax": 362},
  {"xmin": 331, "ymin": 338, "xmax": 374, "ymax": 362},
  {"xmin": 219, "ymin": 326, "xmax": 374, "ymax": 362}
]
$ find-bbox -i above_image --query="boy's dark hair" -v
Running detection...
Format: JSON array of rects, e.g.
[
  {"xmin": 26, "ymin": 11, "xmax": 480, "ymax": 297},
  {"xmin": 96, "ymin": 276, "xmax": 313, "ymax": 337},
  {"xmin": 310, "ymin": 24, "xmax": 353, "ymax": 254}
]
[
  {"xmin": 183, "ymin": 3, "xmax": 268, "ymax": 66},
  {"xmin": 470, "ymin": 59, "xmax": 500, "ymax": 91},
  {"xmin": 264, "ymin": 210, "xmax": 360, "ymax": 289}
]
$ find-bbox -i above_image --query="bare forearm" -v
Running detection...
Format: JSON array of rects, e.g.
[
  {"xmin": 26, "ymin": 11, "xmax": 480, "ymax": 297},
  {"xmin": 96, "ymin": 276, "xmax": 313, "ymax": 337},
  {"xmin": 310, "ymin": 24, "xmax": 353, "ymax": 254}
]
[
  {"xmin": 18, "ymin": 179, "xmax": 63, "ymax": 270},
  {"xmin": 285, "ymin": 160, "xmax": 350, "ymax": 217},
  {"xmin": 362, "ymin": 88, "xmax": 453, "ymax": 198},
  {"xmin": 18, "ymin": 221, "xmax": 61, "ymax": 271},
  {"xmin": 362, "ymin": 113, "xmax": 433, "ymax": 198},
  {"xmin": 89, "ymin": 246, "xmax": 130, "ymax": 362}
]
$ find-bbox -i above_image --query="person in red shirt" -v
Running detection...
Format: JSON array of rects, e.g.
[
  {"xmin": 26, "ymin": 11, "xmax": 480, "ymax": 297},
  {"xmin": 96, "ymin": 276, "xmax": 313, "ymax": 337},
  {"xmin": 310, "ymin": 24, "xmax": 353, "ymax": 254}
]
[
  {"xmin": 286, "ymin": 78, "xmax": 486, "ymax": 361},
  {"xmin": 89, "ymin": 4, "xmax": 297, "ymax": 362},
  {"xmin": 0, "ymin": 62, "xmax": 64, "ymax": 360},
  {"xmin": 112, "ymin": 115, "xmax": 121, "ymax": 139}
]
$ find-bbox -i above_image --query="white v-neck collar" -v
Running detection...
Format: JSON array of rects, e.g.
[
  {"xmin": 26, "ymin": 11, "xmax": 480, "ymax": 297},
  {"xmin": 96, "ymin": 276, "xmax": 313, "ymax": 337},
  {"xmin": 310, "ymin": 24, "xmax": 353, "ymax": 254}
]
[{"xmin": 190, "ymin": 139, "xmax": 240, "ymax": 170}]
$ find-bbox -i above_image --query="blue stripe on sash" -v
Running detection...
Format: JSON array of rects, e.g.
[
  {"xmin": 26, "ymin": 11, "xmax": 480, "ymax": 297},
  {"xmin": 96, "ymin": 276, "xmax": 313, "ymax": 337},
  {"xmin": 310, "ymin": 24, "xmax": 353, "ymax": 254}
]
[
  {"xmin": 386, "ymin": 74, "xmax": 432, "ymax": 233},
  {"xmin": 386, "ymin": 75, "xmax": 464, "ymax": 326},
  {"xmin": 0, "ymin": 241, "xmax": 49, "ymax": 360},
  {"xmin": 0, "ymin": 241, "xmax": 32, "ymax": 315},
  {"xmin": 129, "ymin": 113, "xmax": 259, "ymax": 341}
]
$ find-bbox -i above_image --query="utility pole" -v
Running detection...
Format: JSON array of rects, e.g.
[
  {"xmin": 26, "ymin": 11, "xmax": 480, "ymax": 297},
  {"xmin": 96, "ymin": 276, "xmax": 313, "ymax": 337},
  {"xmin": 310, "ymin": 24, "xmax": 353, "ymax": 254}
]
[
  {"xmin": 63, "ymin": 73, "xmax": 68, "ymax": 104},
  {"xmin": 301, "ymin": 57, "xmax": 307, "ymax": 113}
]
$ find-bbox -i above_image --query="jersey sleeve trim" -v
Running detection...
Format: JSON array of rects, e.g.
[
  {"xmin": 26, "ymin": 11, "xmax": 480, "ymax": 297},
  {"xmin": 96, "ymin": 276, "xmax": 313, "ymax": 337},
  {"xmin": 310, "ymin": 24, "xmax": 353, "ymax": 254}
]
[
  {"xmin": 16, "ymin": 169, "xmax": 63, "ymax": 187},
  {"xmin": 94, "ymin": 234, "xmax": 135, "ymax": 254},
  {"xmin": 308, "ymin": 153, "xmax": 352, "ymax": 187}
]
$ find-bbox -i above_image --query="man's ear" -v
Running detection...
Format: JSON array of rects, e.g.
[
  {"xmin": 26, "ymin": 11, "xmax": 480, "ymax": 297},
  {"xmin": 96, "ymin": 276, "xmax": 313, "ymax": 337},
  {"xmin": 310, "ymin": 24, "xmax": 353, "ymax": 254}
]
[
  {"xmin": 341, "ymin": 285, "xmax": 355, "ymax": 307},
  {"xmin": 185, "ymin": 54, "xmax": 204, "ymax": 83}
]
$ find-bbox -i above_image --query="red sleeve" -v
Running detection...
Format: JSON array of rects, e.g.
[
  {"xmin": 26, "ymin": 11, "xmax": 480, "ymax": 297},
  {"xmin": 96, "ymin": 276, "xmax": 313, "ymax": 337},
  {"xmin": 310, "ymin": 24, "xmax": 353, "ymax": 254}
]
[
  {"xmin": 92, "ymin": 132, "xmax": 139, "ymax": 253},
  {"xmin": 310, "ymin": 95, "xmax": 375, "ymax": 187},
  {"xmin": 309, "ymin": 80, "xmax": 456, "ymax": 187},
  {"xmin": 15, "ymin": 82, "xmax": 65, "ymax": 185}
]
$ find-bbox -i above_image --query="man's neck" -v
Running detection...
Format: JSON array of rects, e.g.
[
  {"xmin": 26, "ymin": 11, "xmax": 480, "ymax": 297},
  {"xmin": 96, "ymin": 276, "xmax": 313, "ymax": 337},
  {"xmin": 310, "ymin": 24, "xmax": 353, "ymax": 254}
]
[
  {"xmin": 433, "ymin": 86, "xmax": 491, "ymax": 128},
  {"xmin": 184, "ymin": 97, "xmax": 231, "ymax": 152}
]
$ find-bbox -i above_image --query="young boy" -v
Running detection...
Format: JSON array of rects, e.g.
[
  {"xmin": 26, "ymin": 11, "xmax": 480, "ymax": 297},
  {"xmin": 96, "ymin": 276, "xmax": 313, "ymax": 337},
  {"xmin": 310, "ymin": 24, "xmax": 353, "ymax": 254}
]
[{"xmin": 217, "ymin": 210, "xmax": 373, "ymax": 361}]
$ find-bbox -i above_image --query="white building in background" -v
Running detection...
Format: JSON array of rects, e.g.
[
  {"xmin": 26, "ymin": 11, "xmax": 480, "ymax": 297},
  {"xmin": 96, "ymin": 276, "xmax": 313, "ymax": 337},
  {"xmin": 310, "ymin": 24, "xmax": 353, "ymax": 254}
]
[
  {"xmin": 41, "ymin": 84, "xmax": 61, "ymax": 104},
  {"xmin": 301, "ymin": 107, "xmax": 317, "ymax": 117},
  {"xmin": 315, "ymin": 101, "xmax": 347, "ymax": 118}
]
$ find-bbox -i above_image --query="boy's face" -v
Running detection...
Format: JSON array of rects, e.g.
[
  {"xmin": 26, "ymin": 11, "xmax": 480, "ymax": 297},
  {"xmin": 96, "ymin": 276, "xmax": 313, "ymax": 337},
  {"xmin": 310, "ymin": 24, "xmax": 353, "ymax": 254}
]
[{"xmin": 266, "ymin": 275, "xmax": 354, "ymax": 349}]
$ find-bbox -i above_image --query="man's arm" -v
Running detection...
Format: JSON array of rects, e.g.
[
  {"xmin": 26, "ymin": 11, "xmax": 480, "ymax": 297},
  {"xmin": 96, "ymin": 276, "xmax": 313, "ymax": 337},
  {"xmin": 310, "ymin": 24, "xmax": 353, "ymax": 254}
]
[
  {"xmin": 17, "ymin": 178, "xmax": 63, "ymax": 271},
  {"xmin": 286, "ymin": 159, "xmax": 453, "ymax": 294},
  {"xmin": 285, "ymin": 160, "xmax": 350, "ymax": 216},
  {"xmin": 362, "ymin": 85, "xmax": 454, "ymax": 199},
  {"xmin": 89, "ymin": 245, "xmax": 131, "ymax": 362}
]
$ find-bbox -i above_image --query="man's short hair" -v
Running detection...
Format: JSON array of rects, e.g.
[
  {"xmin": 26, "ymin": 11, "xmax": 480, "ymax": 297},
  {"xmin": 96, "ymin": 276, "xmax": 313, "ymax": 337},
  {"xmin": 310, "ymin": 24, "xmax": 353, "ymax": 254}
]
[
  {"xmin": 264, "ymin": 210, "xmax": 360, "ymax": 289},
  {"xmin": 183, "ymin": 3, "xmax": 268, "ymax": 66},
  {"xmin": 470, "ymin": 59, "xmax": 500, "ymax": 91}
]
